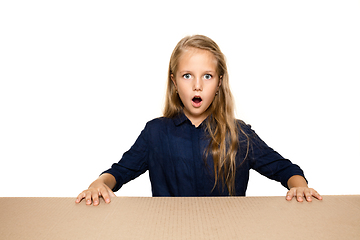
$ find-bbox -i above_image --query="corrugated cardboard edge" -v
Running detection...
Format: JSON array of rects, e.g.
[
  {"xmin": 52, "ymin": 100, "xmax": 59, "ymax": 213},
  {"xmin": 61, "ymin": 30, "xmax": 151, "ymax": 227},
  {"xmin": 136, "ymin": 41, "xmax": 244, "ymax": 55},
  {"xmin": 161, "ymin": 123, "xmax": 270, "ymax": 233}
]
[{"xmin": 1, "ymin": 195, "xmax": 359, "ymax": 239}]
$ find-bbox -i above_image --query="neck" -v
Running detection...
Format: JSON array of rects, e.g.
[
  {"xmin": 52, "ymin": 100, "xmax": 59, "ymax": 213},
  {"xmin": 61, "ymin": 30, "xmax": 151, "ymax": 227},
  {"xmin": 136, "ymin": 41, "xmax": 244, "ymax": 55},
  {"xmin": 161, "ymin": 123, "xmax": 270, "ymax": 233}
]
[{"xmin": 183, "ymin": 109, "xmax": 211, "ymax": 128}]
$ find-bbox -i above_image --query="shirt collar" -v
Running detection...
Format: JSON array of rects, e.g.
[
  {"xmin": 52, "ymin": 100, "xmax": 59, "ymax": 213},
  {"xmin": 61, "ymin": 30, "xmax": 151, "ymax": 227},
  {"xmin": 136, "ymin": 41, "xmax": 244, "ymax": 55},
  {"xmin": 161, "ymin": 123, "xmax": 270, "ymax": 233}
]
[
  {"xmin": 172, "ymin": 111, "xmax": 210, "ymax": 128},
  {"xmin": 173, "ymin": 112, "xmax": 189, "ymax": 126}
]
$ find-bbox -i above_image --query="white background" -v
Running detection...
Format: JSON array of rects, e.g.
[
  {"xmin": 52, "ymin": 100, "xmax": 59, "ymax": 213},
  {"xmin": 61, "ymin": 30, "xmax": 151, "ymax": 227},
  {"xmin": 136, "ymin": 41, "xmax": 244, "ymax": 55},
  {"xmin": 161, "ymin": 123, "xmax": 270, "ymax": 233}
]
[{"xmin": 1, "ymin": 0, "xmax": 359, "ymax": 198}]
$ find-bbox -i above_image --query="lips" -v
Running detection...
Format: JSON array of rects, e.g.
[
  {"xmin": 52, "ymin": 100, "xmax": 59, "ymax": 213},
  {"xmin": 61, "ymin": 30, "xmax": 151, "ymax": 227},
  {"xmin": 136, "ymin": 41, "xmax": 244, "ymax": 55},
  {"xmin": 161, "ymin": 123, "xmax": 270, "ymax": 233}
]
[{"xmin": 192, "ymin": 96, "xmax": 202, "ymax": 107}]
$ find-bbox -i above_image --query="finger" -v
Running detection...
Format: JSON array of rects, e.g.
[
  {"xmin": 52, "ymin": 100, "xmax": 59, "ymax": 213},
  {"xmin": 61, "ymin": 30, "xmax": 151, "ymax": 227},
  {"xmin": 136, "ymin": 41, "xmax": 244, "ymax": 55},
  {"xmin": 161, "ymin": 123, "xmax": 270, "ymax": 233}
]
[
  {"xmin": 75, "ymin": 192, "xmax": 86, "ymax": 203},
  {"xmin": 311, "ymin": 189, "xmax": 323, "ymax": 200},
  {"xmin": 105, "ymin": 185, "xmax": 116, "ymax": 197},
  {"xmin": 99, "ymin": 187, "xmax": 111, "ymax": 204},
  {"xmin": 304, "ymin": 189, "xmax": 313, "ymax": 202},
  {"xmin": 92, "ymin": 190, "xmax": 100, "ymax": 206},
  {"xmin": 296, "ymin": 189, "xmax": 304, "ymax": 202},
  {"xmin": 85, "ymin": 190, "xmax": 96, "ymax": 205},
  {"xmin": 104, "ymin": 185, "xmax": 116, "ymax": 202},
  {"xmin": 286, "ymin": 188, "xmax": 296, "ymax": 201}
]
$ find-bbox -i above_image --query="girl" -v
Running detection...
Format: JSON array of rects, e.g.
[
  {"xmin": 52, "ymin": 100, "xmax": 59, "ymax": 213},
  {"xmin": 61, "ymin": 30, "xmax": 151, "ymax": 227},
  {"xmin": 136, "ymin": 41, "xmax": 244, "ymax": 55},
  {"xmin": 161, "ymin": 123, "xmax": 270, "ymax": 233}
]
[{"xmin": 76, "ymin": 35, "xmax": 322, "ymax": 206}]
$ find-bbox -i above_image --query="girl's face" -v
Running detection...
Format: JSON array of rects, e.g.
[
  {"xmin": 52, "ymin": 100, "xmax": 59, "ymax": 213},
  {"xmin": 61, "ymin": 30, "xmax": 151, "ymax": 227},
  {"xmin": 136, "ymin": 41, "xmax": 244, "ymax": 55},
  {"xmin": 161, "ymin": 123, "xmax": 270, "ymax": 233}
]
[{"xmin": 171, "ymin": 48, "xmax": 221, "ymax": 127}]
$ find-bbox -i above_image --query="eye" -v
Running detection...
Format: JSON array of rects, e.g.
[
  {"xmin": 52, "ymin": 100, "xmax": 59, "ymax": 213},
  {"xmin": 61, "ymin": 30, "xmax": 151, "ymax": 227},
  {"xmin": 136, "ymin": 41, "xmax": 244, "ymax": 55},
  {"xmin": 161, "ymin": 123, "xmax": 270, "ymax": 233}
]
[
  {"xmin": 204, "ymin": 74, "xmax": 212, "ymax": 80},
  {"xmin": 183, "ymin": 73, "xmax": 191, "ymax": 79}
]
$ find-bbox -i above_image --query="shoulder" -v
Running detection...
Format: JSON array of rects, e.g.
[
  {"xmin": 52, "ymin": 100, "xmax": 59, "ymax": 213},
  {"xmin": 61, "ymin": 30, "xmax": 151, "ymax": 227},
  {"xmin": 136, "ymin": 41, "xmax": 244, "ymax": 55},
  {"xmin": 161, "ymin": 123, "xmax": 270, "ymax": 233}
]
[
  {"xmin": 143, "ymin": 117, "xmax": 175, "ymax": 133},
  {"xmin": 235, "ymin": 119, "xmax": 264, "ymax": 145},
  {"xmin": 139, "ymin": 117, "xmax": 181, "ymax": 143},
  {"xmin": 146, "ymin": 117, "xmax": 173, "ymax": 127},
  {"xmin": 236, "ymin": 119, "xmax": 254, "ymax": 135}
]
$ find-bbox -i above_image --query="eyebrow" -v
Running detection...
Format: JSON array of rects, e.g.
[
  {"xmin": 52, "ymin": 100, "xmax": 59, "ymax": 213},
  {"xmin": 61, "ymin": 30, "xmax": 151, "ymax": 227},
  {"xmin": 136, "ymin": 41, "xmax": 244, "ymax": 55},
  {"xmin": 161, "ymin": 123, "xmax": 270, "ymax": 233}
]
[{"xmin": 178, "ymin": 70, "xmax": 216, "ymax": 74}]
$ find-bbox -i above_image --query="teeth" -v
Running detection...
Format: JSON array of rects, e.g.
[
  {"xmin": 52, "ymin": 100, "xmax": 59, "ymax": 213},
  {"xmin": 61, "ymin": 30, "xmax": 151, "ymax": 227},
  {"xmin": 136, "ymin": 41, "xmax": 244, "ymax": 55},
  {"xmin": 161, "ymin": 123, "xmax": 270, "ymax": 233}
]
[{"xmin": 192, "ymin": 96, "xmax": 202, "ymax": 104}]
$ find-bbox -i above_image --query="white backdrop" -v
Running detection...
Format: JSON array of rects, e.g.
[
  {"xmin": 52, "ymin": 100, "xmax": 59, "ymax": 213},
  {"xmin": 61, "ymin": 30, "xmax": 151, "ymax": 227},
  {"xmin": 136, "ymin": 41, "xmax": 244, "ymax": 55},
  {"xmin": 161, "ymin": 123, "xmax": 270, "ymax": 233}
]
[{"xmin": 1, "ymin": 0, "xmax": 359, "ymax": 197}]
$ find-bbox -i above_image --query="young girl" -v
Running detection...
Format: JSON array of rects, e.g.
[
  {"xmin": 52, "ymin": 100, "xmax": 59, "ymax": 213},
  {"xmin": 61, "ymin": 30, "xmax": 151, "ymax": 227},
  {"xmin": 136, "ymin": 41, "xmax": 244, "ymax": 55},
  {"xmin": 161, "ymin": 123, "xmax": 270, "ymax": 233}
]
[{"xmin": 76, "ymin": 35, "xmax": 322, "ymax": 206}]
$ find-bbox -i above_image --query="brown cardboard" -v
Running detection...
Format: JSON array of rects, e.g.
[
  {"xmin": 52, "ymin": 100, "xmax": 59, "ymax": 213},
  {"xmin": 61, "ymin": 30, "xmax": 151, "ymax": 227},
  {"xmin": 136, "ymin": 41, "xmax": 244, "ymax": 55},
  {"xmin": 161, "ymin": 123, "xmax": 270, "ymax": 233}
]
[{"xmin": 0, "ymin": 195, "xmax": 359, "ymax": 239}]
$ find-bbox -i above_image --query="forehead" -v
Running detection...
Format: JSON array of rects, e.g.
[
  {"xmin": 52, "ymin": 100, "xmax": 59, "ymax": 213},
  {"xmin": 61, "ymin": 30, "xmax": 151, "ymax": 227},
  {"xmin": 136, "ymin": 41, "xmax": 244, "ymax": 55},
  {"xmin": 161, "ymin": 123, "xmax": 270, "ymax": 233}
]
[{"xmin": 177, "ymin": 47, "xmax": 217, "ymax": 71}]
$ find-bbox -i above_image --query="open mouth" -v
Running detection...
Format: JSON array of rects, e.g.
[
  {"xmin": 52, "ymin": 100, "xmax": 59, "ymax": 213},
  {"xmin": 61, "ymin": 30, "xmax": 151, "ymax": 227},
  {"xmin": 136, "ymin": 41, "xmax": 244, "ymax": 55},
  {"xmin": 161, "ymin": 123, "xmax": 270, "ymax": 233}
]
[{"xmin": 192, "ymin": 96, "xmax": 202, "ymax": 107}]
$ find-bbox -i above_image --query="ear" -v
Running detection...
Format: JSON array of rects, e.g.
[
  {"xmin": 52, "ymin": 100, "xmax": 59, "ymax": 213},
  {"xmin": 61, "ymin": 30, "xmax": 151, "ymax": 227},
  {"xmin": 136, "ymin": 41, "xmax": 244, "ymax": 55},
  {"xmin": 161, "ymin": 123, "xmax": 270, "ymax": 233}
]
[
  {"xmin": 171, "ymin": 74, "xmax": 177, "ymax": 88},
  {"xmin": 218, "ymin": 75, "xmax": 222, "ymax": 90}
]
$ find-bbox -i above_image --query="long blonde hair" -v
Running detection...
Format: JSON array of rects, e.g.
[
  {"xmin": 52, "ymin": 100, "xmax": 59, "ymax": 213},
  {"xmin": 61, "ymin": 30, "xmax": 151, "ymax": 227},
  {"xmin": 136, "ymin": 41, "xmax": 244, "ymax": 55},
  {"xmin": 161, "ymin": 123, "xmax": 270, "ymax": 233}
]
[{"xmin": 163, "ymin": 35, "xmax": 248, "ymax": 195}]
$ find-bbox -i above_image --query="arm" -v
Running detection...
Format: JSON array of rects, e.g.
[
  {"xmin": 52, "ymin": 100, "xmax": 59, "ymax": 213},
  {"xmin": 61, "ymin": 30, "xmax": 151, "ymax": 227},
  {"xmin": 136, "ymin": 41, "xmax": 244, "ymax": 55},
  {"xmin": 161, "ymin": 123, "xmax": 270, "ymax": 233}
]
[
  {"xmin": 242, "ymin": 124, "xmax": 322, "ymax": 202},
  {"xmin": 75, "ymin": 173, "xmax": 117, "ymax": 206},
  {"xmin": 76, "ymin": 121, "xmax": 152, "ymax": 205},
  {"xmin": 286, "ymin": 175, "xmax": 322, "ymax": 202}
]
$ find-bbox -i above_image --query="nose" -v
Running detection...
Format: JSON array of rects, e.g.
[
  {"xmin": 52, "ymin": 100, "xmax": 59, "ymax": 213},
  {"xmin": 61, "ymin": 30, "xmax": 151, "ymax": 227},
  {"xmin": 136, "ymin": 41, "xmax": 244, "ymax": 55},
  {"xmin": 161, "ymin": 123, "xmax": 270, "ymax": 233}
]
[{"xmin": 193, "ymin": 77, "xmax": 203, "ymax": 91}]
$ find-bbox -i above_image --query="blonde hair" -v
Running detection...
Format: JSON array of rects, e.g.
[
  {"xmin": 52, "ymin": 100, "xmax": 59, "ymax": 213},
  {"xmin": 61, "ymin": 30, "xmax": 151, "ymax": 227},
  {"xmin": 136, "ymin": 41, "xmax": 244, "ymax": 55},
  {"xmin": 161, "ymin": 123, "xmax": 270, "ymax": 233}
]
[{"xmin": 163, "ymin": 35, "xmax": 248, "ymax": 195}]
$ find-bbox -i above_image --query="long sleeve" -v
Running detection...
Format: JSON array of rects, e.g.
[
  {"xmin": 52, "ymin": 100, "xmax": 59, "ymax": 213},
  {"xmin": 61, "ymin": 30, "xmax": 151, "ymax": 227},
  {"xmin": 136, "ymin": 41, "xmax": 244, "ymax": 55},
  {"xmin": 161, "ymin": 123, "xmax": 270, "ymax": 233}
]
[
  {"xmin": 244, "ymin": 124, "xmax": 306, "ymax": 189},
  {"xmin": 102, "ymin": 124, "xmax": 150, "ymax": 192}
]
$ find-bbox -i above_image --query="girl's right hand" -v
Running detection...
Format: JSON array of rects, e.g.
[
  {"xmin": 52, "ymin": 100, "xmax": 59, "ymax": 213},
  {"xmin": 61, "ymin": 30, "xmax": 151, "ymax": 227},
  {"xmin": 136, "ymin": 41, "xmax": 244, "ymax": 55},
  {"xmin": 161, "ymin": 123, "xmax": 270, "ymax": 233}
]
[{"xmin": 75, "ymin": 179, "xmax": 116, "ymax": 206}]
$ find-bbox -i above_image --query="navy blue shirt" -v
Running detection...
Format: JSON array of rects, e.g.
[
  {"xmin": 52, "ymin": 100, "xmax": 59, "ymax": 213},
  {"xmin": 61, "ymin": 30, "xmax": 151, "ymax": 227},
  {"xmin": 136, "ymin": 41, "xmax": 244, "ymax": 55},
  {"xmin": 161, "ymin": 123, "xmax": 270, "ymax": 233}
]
[{"xmin": 103, "ymin": 113, "xmax": 305, "ymax": 196}]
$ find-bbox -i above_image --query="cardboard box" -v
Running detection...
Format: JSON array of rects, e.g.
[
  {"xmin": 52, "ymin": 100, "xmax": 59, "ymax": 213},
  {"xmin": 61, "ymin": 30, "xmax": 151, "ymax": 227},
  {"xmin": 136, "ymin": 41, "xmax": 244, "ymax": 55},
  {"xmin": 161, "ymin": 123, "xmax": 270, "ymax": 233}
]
[{"xmin": 0, "ymin": 195, "xmax": 359, "ymax": 239}]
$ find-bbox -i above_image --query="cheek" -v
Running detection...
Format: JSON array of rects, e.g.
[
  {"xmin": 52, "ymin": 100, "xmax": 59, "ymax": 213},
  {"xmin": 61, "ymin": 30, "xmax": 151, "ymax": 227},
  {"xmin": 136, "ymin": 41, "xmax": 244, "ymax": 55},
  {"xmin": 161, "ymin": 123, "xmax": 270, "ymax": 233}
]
[
  {"xmin": 209, "ymin": 83, "xmax": 220, "ymax": 96},
  {"xmin": 176, "ymin": 87, "xmax": 187, "ymax": 101},
  {"xmin": 176, "ymin": 82, "xmax": 190, "ymax": 95}
]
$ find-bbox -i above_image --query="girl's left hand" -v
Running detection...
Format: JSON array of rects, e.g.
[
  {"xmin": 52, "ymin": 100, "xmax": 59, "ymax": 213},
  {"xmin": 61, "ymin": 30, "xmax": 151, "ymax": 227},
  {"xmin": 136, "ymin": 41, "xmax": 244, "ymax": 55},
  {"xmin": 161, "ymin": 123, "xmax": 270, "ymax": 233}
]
[{"xmin": 286, "ymin": 187, "xmax": 323, "ymax": 202}]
